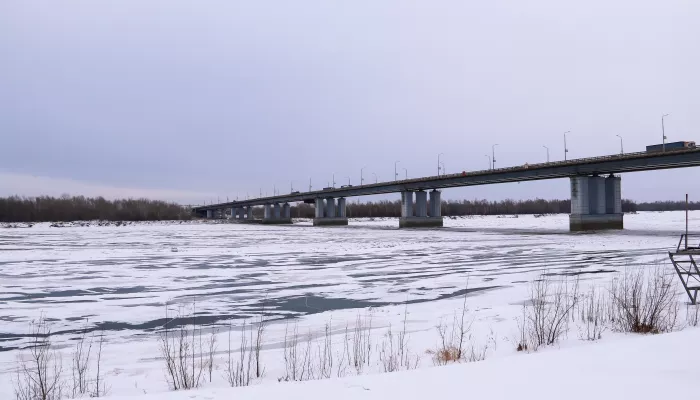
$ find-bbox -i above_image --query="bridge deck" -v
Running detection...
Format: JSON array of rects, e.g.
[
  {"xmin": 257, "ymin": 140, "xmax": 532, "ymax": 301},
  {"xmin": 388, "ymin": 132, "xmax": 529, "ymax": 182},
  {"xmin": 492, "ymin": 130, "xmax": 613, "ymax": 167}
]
[{"xmin": 195, "ymin": 148, "xmax": 700, "ymax": 211}]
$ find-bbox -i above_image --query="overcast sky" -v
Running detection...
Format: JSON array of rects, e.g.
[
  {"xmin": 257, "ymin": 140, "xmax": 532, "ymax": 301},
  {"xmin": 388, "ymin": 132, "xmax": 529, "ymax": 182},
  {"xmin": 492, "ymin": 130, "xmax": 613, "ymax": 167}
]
[{"xmin": 1, "ymin": 0, "xmax": 698, "ymax": 205}]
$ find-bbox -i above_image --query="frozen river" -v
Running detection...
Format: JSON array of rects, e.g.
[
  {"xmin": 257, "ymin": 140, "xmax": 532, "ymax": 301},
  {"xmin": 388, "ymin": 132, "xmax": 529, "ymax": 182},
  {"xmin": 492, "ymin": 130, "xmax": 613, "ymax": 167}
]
[{"xmin": 0, "ymin": 211, "xmax": 694, "ymax": 397}]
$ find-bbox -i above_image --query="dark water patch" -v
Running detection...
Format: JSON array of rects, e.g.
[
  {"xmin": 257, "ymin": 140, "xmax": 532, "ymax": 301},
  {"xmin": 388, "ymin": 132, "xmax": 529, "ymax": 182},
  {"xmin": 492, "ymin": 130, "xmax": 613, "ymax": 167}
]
[
  {"xmin": 268, "ymin": 295, "xmax": 385, "ymax": 314},
  {"xmin": 544, "ymin": 269, "xmax": 617, "ymax": 277},
  {"xmin": 135, "ymin": 264, "xmax": 178, "ymax": 270},
  {"xmin": 120, "ymin": 302, "xmax": 163, "ymax": 308},
  {"xmin": 66, "ymin": 315, "xmax": 97, "ymax": 322},
  {"xmin": 407, "ymin": 286, "xmax": 502, "ymax": 304},
  {"xmin": 4, "ymin": 286, "xmax": 153, "ymax": 301}
]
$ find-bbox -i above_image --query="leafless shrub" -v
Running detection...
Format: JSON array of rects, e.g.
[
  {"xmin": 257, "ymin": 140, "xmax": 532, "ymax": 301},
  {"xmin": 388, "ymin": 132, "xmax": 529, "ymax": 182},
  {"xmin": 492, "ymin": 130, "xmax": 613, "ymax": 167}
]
[
  {"xmin": 350, "ymin": 311, "xmax": 373, "ymax": 375},
  {"xmin": 577, "ymin": 285, "xmax": 608, "ymax": 341},
  {"xmin": 317, "ymin": 322, "xmax": 333, "ymax": 379},
  {"xmin": 525, "ymin": 274, "xmax": 578, "ymax": 350},
  {"xmin": 224, "ymin": 322, "xmax": 251, "ymax": 387},
  {"xmin": 379, "ymin": 311, "xmax": 419, "ymax": 373},
  {"xmin": 253, "ymin": 308, "xmax": 266, "ymax": 379},
  {"xmin": 91, "ymin": 330, "xmax": 107, "ymax": 398},
  {"xmin": 432, "ymin": 286, "xmax": 475, "ymax": 365},
  {"xmin": 515, "ymin": 305, "xmax": 528, "ymax": 352},
  {"xmin": 281, "ymin": 322, "xmax": 301, "ymax": 382},
  {"xmin": 610, "ymin": 267, "xmax": 678, "ymax": 334},
  {"xmin": 159, "ymin": 299, "xmax": 205, "ymax": 391},
  {"xmin": 336, "ymin": 324, "xmax": 350, "ymax": 378},
  {"xmin": 71, "ymin": 323, "xmax": 93, "ymax": 398},
  {"xmin": 13, "ymin": 316, "xmax": 64, "ymax": 400},
  {"xmin": 206, "ymin": 329, "xmax": 218, "ymax": 383}
]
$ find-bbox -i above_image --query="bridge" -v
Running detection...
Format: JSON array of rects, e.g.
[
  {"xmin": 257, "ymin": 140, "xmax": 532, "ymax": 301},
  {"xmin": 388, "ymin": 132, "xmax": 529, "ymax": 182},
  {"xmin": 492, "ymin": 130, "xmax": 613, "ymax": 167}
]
[{"xmin": 193, "ymin": 147, "xmax": 700, "ymax": 231}]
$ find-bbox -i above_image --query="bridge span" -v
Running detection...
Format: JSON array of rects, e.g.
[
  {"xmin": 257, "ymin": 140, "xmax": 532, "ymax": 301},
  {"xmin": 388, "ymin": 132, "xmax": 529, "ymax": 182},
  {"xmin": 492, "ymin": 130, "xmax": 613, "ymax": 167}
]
[{"xmin": 193, "ymin": 147, "xmax": 700, "ymax": 231}]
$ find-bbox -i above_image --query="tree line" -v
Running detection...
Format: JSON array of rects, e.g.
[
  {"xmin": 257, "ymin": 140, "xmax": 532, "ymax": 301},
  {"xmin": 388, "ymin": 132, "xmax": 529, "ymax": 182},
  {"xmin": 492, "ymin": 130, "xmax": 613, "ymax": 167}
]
[
  {"xmin": 0, "ymin": 195, "xmax": 696, "ymax": 222},
  {"xmin": 0, "ymin": 196, "xmax": 192, "ymax": 222}
]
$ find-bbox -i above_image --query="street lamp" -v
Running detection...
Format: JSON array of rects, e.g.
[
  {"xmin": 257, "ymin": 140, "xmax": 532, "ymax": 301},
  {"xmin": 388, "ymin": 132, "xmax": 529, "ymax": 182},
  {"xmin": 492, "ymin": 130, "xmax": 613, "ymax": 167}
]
[
  {"xmin": 485, "ymin": 155, "xmax": 491, "ymax": 170},
  {"xmin": 440, "ymin": 162, "xmax": 445, "ymax": 175},
  {"xmin": 492, "ymin": 144, "xmax": 499, "ymax": 170},
  {"xmin": 373, "ymin": 173, "xmax": 378, "ymax": 183},
  {"xmin": 332, "ymin": 173, "xmax": 336, "ymax": 188},
  {"xmin": 394, "ymin": 161, "xmax": 400, "ymax": 181},
  {"xmin": 662, "ymin": 114, "xmax": 670, "ymax": 152},
  {"xmin": 345, "ymin": 176, "xmax": 351, "ymax": 186},
  {"xmin": 361, "ymin": 166, "xmax": 366, "ymax": 185},
  {"xmin": 616, "ymin": 135, "xmax": 623, "ymax": 155},
  {"xmin": 564, "ymin": 131, "xmax": 570, "ymax": 161},
  {"xmin": 543, "ymin": 145, "xmax": 549, "ymax": 163},
  {"xmin": 438, "ymin": 153, "xmax": 444, "ymax": 176},
  {"xmin": 309, "ymin": 178, "xmax": 312, "ymax": 192},
  {"xmin": 403, "ymin": 168, "xmax": 408, "ymax": 180}
]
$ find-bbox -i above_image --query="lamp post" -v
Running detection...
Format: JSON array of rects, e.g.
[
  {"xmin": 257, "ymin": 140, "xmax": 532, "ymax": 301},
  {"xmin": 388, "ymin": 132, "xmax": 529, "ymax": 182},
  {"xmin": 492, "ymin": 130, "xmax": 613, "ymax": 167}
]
[
  {"xmin": 438, "ymin": 153, "xmax": 444, "ymax": 176},
  {"xmin": 309, "ymin": 178, "xmax": 312, "ymax": 192},
  {"xmin": 492, "ymin": 144, "xmax": 499, "ymax": 170},
  {"xmin": 373, "ymin": 173, "xmax": 378, "ymax": 183},
  {"xmin": 662, "ymin": 113, "xmax": 670, "ymax": 152},
  {"xmin": 345, "ymin": 176, "xmax": 351, "ymax": 186},
  {"xmin": 564, "ymin": 130, "xmax": 570, "ymax": 161},
  {"xmin": 332, "ymin": 174, "xmax": 336, "ymax": 188},
  {"xmin": 543, "ymin": 145, "xmax": 549, "ymax": 162},
  {"xmin": 616, "ymin": 134, "xmax": 623, "ymax": 155},
  {"xmin": 361, "ymin": 166, "xmax": 366, "ymax": 185},
  {"xmin": 403, "ymin": 168, "xmax": 408, "ymax": 180},
  {"xmin": 394, "ymin": 161, "xmax": 400, "ymax": 181},
  {"xmin": 485, "ymin": 155, "xmax": 491, "ymax": 170}
]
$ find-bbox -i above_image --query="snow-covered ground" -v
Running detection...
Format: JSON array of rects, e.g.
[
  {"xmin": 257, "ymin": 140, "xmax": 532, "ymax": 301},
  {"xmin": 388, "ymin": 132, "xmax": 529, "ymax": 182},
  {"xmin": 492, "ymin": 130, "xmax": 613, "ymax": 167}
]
[
  {"xmin": 0, "ymin": 211, "xmax": 697, "ymax": 398},
  {"xmin": 102, "ymin": 327, "xmax": 700, "ymax": 400}
]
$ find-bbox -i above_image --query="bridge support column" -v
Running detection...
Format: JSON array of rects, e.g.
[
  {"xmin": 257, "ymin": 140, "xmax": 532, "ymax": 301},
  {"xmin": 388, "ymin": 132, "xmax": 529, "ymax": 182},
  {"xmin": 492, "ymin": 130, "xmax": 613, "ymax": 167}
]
[
  {"xmin": 429, "ymin": 190, "xmax": 442, "ymax": 217},
  {"xmin": 246, "ymin": 206, "xmax": 254, "ymax": 221},
  {"xmin": 570, "ymin": 175, "xmax": 623, "ymax": 231},
  {"xmin": 261, "ymin": 202, "xmax": 292, "ymax": 224},
  {"xmin": 206, "ymin": 210, "xmax": 213, "ymax": 219},
  {"xmin": 283, "ymin": 203, "xmax": 291, "ymax": 219},
  {"xmin": 400, "ymin": 190, "xmax": 443, "ymax": 228},
  {"xmin": 273, "ymin": 203, "xmax": 281, "ymax": 219},
  {"xmin": 337, "ymin": 198, "xmax": 347, "ymax": 218},
  {"xmin": 313, "ymin": 197, "xmax": 349, "ymax": 226}
]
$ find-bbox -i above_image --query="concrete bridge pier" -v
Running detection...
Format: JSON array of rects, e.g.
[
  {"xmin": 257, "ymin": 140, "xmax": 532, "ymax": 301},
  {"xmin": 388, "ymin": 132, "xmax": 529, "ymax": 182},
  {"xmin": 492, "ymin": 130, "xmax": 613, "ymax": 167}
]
[
  {"xmin": 429, "ymin": 190, "xmax": 442, "ymax": 218},
  {"xmin": 283, "ymin": 203, "xmax": 291, "ymax": 219},
  {"xmin": 246, "ymin": 206, "xmax": 254, "ymax": 220},
  {"xmin": 570, "ymin": 175, "xmax": 623, "ymax": 231},
  {"xmin": 399, "ymin": 190, "xmax": 443, "ymax": 228},
  {"xmin": 206, "ymin": 209, "xmax": 213, "ymax": 219},
  {"xmin": 313, "ymin": 197, "xmax": 349, "ymax": 226},
  {"xmin": 262, "ymin": 202, "xmax": 293, "ymax": 224}
]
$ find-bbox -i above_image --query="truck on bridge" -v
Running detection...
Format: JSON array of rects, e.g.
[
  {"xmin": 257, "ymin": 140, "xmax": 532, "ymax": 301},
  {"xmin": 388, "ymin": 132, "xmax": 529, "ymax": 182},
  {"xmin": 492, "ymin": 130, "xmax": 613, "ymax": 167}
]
[{"xmin": 647, "ymin": 141, "xmax": 696, "ymax": 153}]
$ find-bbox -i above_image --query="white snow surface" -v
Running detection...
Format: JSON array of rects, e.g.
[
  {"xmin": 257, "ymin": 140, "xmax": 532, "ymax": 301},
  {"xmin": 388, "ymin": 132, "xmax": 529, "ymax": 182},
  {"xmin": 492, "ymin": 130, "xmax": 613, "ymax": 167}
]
[
  {"xmin": 0, "ymin": 211, "xmax": 698, "ymax": 398},
  {"xmin": 103, "ymin": 327, "xmax": 700, "ymax": 400}
]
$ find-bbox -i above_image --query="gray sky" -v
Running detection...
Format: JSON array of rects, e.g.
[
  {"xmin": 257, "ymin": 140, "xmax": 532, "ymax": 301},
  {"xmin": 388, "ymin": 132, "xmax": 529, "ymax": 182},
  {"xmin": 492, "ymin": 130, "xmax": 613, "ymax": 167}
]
[{"xmin": 1, "ymin": 0, "xmax": 698, "ymax": 205}]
